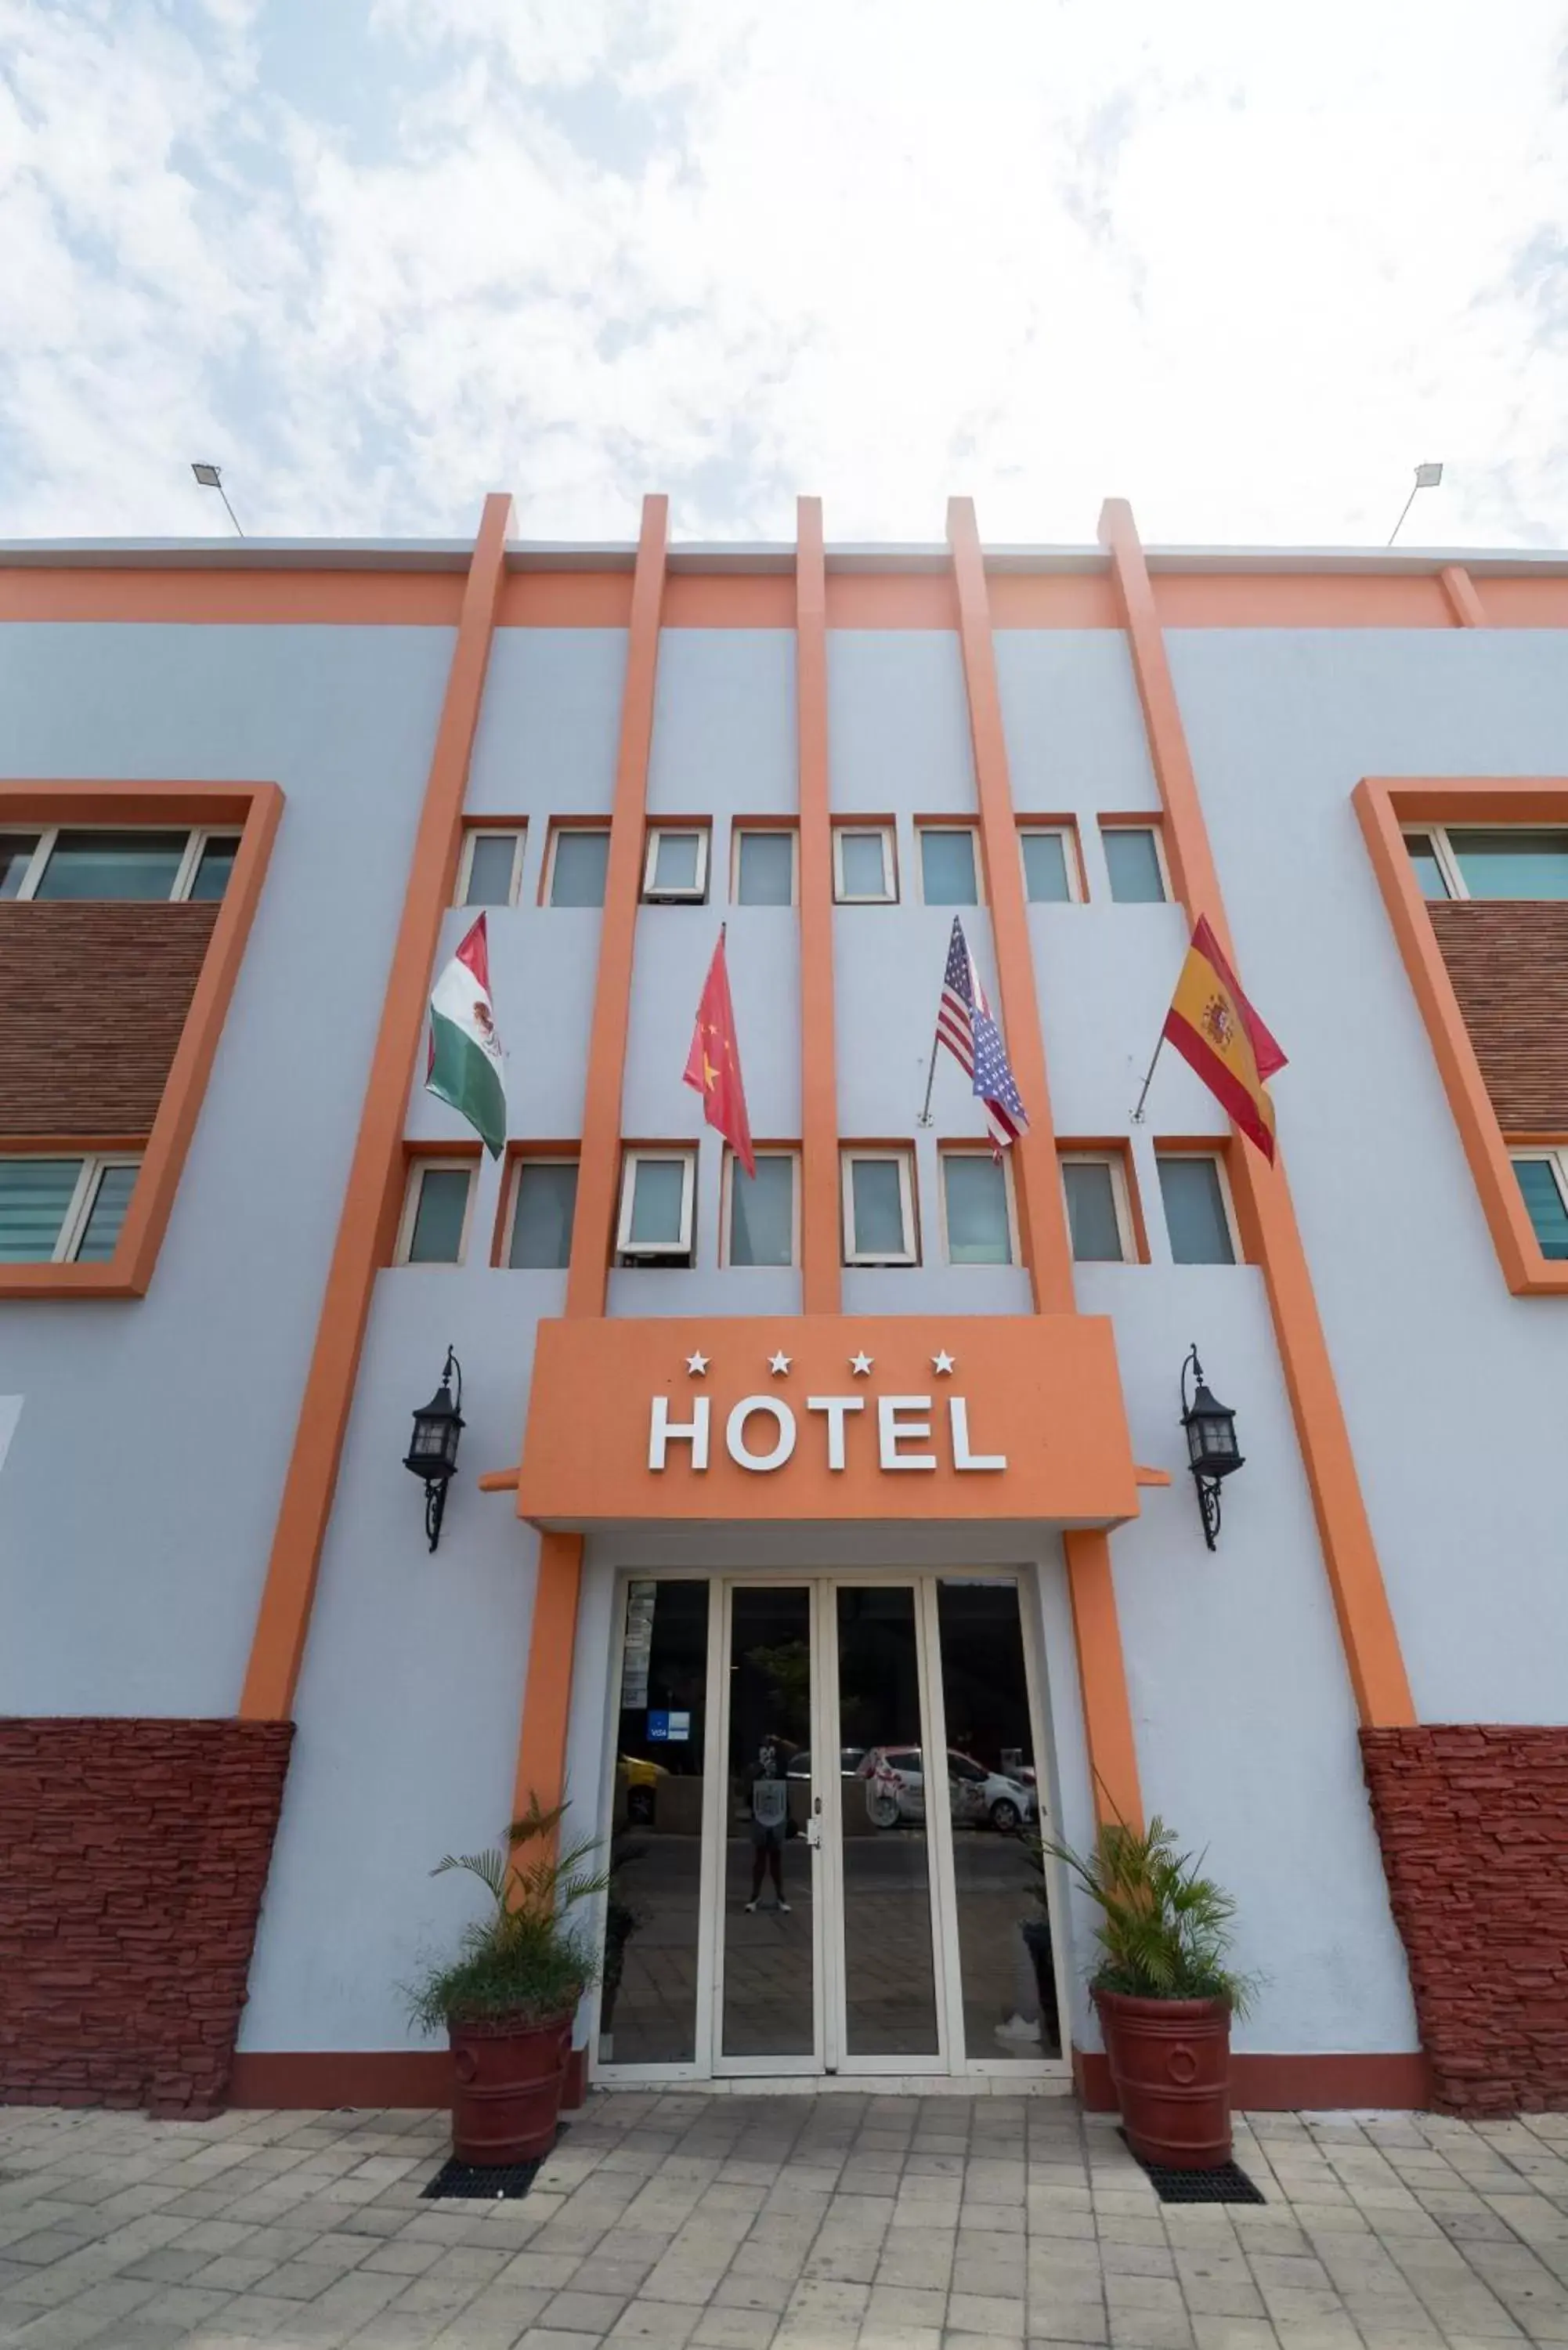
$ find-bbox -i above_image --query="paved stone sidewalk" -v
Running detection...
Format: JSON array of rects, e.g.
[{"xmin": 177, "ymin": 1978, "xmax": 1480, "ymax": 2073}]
[{"xmin": 2, "ymin": 2093, "xmax": 1568, "ymax": 2350}]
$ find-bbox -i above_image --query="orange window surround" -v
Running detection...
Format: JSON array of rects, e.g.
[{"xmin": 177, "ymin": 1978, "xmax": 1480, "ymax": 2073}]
[
  {"xmin": 0, "ymin": 779, "xmax": 281, "ymax": 1301},
  {"xmin": 1356, "ymin": 775, "xmax": 1568, "ymax": 1296}
]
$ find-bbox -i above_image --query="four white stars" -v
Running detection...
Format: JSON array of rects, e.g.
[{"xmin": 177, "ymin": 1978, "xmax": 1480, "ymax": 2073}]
[{"xmin": 685, "ymin": 1347, "xmax": 955, "ymax": 1378}]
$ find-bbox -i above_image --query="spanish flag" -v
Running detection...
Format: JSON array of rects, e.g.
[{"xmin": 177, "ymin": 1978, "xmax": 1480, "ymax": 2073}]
[{"xmin": 1162, "ymin": 916, "xmax": 1288, "ymax": 1162}]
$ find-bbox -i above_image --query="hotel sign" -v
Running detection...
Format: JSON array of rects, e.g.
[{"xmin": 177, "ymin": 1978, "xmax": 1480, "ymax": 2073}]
[{"xmin": 514, "ymin": 1315, "xmax": 1140, "ymax": 1529}]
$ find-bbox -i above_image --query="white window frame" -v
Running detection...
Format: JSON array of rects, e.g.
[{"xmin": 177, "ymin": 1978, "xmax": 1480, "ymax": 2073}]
[
  {"xmin": 916, "ymin": 823, "xmax": 984, "ymax": 907},
  {"xmin": 938, "ymin": 1146, "xmax": 1019, "ymax": 1267},
  {"xmin": 1099, "ymin": 820, "xmax": 1172, "ymax": 903},
  {"xmin": 544, "ymin": 823, "xmax": 612, "ymax": 906},
  {"xmin": 1153, "ymin": 1148, "xmax": 1244, "ymax": 1267},
  {"xmin": 720, "ymin": 1146, "xmax": 800, "ymax": 1268},
  {"xmin": 729, "ymin": 826, "xmax": 799, "ymax": 906},
  {"xmin": 642, "ymin": 826, "xmax": 710, "ymax": 905},
  {"xmin": 456, "ymin": 826, "xmax": 527, "ymax": 909},
  {"xmin": 616, "ymin": 1147, "xmax": 697, "ymax": 1262},
  {"xmin": 1399, "ymin": 825, "xmax": 1568, "ymax": 902},
  {"xmin": 501, "ymin": 1152, "xmax": 580, "ymax": 1270},
  {"xmin": 394, "ymin": 1156, "xmax": 477, "ymax": 1267},
  {"xmin": 0, "ymin": 1152, "xmax": 144, "ymax": 1264},
  {"xmin": 1017, "ymin": 823, "xmax": 1084, "ymax": 904},
  {"xmin": 833, "ymin": 824, "xmax": 898, "ymax": 905},
  {"xmin": 5, "ymin": 826, "xmax": 240, "ymax": 905},
  {"xmin": 841, "ymin": 1146, "xmax": 918, "ymax": 1266},
  {"xmin": 1059, "ymin": 1150, "xmax": 1137, "ymax": 1264}
]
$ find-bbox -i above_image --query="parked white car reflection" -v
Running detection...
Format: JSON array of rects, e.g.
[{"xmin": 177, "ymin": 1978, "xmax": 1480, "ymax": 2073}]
[{"xmin": 858, "ymin": 1746, "xmax": 1035, "ymax": 1832}]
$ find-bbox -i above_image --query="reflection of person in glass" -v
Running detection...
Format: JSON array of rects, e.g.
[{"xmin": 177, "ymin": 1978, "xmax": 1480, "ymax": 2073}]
[{"xmin": 745, "ymin": 1731, "xmax": 795, "ymax": 1913}]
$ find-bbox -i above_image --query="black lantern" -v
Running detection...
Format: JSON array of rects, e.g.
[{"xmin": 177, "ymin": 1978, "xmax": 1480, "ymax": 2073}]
[
  {"xmin": 404, "ymin": 1346, "xmax": 464, "ymax": 1551},
  {"xmin": 1179, "ymin": 1343, "xmax": 1243, "ymax": 1551}
]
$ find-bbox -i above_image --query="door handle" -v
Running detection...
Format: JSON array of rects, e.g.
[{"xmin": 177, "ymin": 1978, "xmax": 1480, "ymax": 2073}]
[{"xmin": 805, "ymin": 1818, "xmax": 822, "ymax": 1849}]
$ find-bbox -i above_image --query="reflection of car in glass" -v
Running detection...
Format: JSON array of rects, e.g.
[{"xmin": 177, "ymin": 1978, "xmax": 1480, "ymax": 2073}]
[
  {"xmin": 619, "ymin": 1752, "xmax": 669, "ymax": 1824},
  {"xmin": 785, "ymin": 1747, "xmax": 867, "ymax": 1782},
  {"xmin": 857, "ymin": 1746, "xmax": 1035, "ymax": 1832}
]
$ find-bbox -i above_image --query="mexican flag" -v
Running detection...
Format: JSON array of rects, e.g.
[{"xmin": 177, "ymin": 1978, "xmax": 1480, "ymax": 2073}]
[{"xmin": 425, "ymin": 913, "xmax": 506, "ymax": 1158}]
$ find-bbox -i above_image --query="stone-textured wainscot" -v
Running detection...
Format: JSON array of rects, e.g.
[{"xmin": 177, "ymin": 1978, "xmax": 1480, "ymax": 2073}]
[
  {"xmin": 1362, "ymin": 1723, "xmax": 1568, "ymax": 2114},
  {"xmin": 0, "ymin": 1718, "xmax": 294, "ymax": 2117}
]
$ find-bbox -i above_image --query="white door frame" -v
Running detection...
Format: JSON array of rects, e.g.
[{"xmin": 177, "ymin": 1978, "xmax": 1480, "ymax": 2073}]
[{"xmin": 589, "ymin": 1563, "xmax": 1071, "ymax": 2087}]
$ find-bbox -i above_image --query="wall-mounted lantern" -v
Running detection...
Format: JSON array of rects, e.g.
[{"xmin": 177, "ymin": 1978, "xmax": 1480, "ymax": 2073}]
[
  {"xmin": 1180, "ymin": 1343, "xmax": 1243, "ymax": 1551},
  {"xmin": 404, "ymin": 1347, "xmax": 464, "ymax": 1552}
]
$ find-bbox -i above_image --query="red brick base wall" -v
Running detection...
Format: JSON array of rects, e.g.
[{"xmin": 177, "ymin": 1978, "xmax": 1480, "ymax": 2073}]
[
  {"xmin": 1361, "ymin": 1725, "xmax": 1568, "ymax": 2115},
  {"xmin": 0, "ymin": 1719, "xmax": 294, "ymax": 2118}
]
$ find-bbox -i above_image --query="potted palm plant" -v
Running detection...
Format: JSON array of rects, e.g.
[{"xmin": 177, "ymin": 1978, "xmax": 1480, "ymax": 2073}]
[
  {"xmin": 409, "ymin": 1796, "xmax": 609, "ymax": 2164},
  {"xmin": 1042, "ymin": 1816, "xmax": 1252, "ymax": 2170}
]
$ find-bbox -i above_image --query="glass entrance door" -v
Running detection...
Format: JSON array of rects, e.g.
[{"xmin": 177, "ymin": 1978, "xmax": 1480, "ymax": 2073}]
[{"xmin": 598, "ymin": 1570, "xmax": 1065, "ymax": 2081}]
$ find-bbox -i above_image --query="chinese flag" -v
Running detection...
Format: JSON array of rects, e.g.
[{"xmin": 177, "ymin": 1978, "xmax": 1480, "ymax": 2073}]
[
  {"xmin": 683, "ymin": 932, "xmax": 755, "ymax": 1177},
  {"xmin": 1162, "ymin": 915, "xmax": 1288, "ymax": 1162}
]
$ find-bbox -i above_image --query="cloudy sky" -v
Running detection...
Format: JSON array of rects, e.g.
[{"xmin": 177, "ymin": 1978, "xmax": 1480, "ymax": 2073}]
[{"xmin": 2, "ymin": 0, "xmax": 1566, "ymax": 548}]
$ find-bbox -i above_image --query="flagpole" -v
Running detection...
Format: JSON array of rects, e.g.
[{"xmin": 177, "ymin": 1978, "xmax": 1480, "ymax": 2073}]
[
  {"xmin": 1131, "ymin": 1032, "xmax": 1165, "ymax": 1124},
  {"xmin": 916, "ymin": 1032, "xmax": 940, "ymax": 1128}
]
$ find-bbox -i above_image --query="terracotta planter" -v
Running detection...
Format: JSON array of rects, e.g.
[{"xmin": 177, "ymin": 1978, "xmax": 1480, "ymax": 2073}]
[
  {"xmin": 1094, "ymin": 1988, "xmax": 1232, "ymax": 2170},
  {"xmin": 449, "ymin": 2011, "xmax": 573, "ymax": 2164}
]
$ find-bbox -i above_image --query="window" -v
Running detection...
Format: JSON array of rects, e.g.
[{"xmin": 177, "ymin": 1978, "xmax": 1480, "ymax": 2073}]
[
  {"xmin": 1510, "ymin": 1152, "xmax": 1568, "ymax": 1259},
  {"xmin": 547, "ymin": 827, "xmax": 611, "ymax": 907},
  {"xmin": 841, "ymin": 1148, "xmax": 917, "ymax": 1265},
  {"xmin": 1101, "ymin": 824, "xmax": 1169, "ymax": 904},
  {"xmin": 1060, "ymin": 1153, "xmax": 1135, "ymax": 1264},
  {"xmin": 0, "ymin": 1154, "xmax": 141, "ymax": 1264},
  {"xmin": 457, "ymin": 828, "xmax": 526, "ymax": 908},
  {"xmin": 833, "ymin": 825, "xmax": 897, "ymax": 904},
  {"xmin": 643, "ymin": 826, "xmax": 709, "ymax": 903},
  {"xmin": 396, "ymin": 1160, "xmax": 475, "ymax": 1266},
  {"xmin": 505, "ymin": 1158, "xmax": 578, "ymax": 1269},
  {"xmin": 617, "ymin": 1148, "xmax": 696, "ymax": 1264},
  {"xmin": 724, "ymin": 1151, "xmax": 797, "ymax": 1267},
  {"xmin": 1157, "ymin": 1153, "xmax": 1238, "ymax": 1266},
  {"xmin": 1, "ymin": 827, "xmax": 241, "ymax": 904},
  {"xmin": 940, "ymin": 1150, "xmax": 1015, "ymax": 1264},
  {"xmin": 1403, "ymin": 826, "xmax": 1568, "ymax": 902},
  {"xmin": 1020, "ymin": 826, "xmax": 1080, "ymax": 904},
  {"xmin": 732, "ymin": 828, "xmax": 797, "ymax": 906},
  {"xmin": 918, "ymin": 826, "xmax": 979, "ymax": 906}
]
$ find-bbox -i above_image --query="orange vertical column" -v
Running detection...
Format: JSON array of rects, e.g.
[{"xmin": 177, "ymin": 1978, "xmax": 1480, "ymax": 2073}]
[
  {"xmin": 1439, "ymin": 565, "xmax": 1487, "ymax": 627},
  {"xmin": 1099, "ymin": 497, "xmax": 1415, "ymax": 1730},
  {"xmin": 948, "ymin": 497, "xmax": 1142, "ymax": 1828},
  {"xmin": 796, "ymin": 497, "xmax": 840, "ymax": 1315},
  {"xmin": 511, "ymin": 494, "xmax": 670, "ymax": 1824},
  {"xmin": 240, "ymin": 493, "xmax": 513, "ymax": 1723}
]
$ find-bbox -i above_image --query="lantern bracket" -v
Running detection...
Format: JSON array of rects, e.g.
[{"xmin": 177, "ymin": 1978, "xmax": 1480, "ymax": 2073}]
[
  {"xmin": 404, "ymin": 1346, "xmax": 464, "ymax": 1553},
  {"xmin": 1179, "ymin": 1343, "xmax": 1241, "ymax": 1553}
]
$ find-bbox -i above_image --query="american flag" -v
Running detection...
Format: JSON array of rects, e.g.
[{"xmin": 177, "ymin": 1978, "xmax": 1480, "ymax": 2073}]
[{"xmin": 934, "ymin": 916, "xmax": 1029, "ymax": 1152}]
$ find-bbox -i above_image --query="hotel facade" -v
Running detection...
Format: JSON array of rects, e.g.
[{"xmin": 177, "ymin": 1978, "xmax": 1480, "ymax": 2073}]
[{"xmin": 2, "ymin": 496, "xmax": 1566, "ymax": 2120}]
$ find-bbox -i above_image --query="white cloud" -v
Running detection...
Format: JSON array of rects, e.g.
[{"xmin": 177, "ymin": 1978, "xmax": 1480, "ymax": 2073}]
[{"xmin": 1, "ymin": 0, "xmax": 1566, "ymax": 544}]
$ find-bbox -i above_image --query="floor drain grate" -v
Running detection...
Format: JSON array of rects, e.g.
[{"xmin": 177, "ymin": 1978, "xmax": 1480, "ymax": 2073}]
[
  {"xmin": 1121, "ymin": 2137, "xmax": 1266, "ymax": 2204},
  {"xmin": 422, "ymin": 2153, "xmax": 551, "ymax": 2200}
]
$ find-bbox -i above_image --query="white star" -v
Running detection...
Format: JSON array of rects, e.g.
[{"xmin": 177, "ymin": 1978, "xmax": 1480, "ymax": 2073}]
[
  {"xmin": 850, "ymin": 1351, "xmax": 873, "ymax": 1376},
  {"xmin": 768, "ymin": 1350, "xmax": 791, "ymax": 1376},
  {"xmin": 685, "ymin": 1352, "xmax": 709, "ymax": 1376},
  {"xmin": 932, "ymin": 1350, "xmax": 956, "ymax": 1376}
]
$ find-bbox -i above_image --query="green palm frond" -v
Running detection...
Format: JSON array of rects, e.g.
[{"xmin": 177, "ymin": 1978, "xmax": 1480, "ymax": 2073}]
[
  {"xmin": 430, "ymin": 1847, "xmax": 508, "ymax": 1904},
  {"xmin": 408, "ymin": 1791, "xmax": 611, "ymax": 2034},
  {"xmin": 1034, "ymin": 1813, "xmax": 1256, "ymax": 2015}
]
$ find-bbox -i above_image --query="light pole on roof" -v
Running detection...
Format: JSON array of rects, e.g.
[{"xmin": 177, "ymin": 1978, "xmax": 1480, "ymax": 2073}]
[
  {"xmin": 1387, "ymin": 462, "xmax": 1443, "ymax": 546},
  {"xmin": 190, "ymin": 461, "xmax": 244, "ymax": 537}
]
